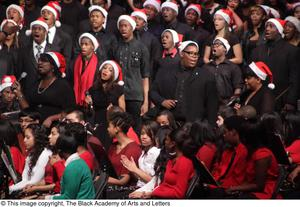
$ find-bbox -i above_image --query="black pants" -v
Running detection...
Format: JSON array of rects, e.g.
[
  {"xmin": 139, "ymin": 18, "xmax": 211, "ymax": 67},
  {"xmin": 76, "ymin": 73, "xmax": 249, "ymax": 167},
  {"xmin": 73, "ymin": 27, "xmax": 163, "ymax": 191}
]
[{"xmin": 126, "ymin": 100, "xmax": 142, "ymax": 136}]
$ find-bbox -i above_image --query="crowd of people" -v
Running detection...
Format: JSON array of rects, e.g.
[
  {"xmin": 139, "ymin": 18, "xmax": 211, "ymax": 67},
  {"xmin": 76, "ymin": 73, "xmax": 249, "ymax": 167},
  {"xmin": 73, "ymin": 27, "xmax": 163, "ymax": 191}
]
[{"xmin": 0, "ymin": 0, "xmax": 300, "ymax": 200}]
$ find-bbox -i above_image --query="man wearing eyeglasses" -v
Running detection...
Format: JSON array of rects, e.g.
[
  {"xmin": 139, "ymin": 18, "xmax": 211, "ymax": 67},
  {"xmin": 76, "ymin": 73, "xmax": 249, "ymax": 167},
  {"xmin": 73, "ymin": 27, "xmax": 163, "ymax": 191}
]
[{"xmin": 150, "ymin": 41, "xmax": 218, "ymax": 125}]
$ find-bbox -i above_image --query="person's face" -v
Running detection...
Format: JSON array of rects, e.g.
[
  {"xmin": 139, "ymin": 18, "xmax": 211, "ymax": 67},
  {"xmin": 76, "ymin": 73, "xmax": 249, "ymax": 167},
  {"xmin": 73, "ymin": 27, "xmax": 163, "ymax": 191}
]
[
  {"xmin": 156, "ymin": 115, "xmax": 170, "ymax": 126},
  {"xmin": 284, "ymin": 21, "xmax": 297, "ymax": 40},
  {"xmin": 212, "ymin": 40, "xmax": 226, "ymax": 57},
  {"xmin": 255, "ymin": 0, "xmax": 265, "ymax": 4},
  {"xmin": 214, "ymin": 14, "xmax": 226, "ymax": 31},
  {"xmin": 48, "ymin": 127, "xmax": 59, "ymax": 146},
  {"xmin": 37, "ymin": 57, "xmax": 53, "ymax": 75},
  {"xmin": 41, "ymin": 9, "xmax": 55, "ymax": 27},
  {"xmin": 245, "ymin": 76, "xmax": 261, "ymax": 90},
  {"xmin": 185, "ymin": 9, "xmax": 198, "ymax": 26},
  {"xmin": 80, "ymin": 38, "xmax": 95, "ymax": 57},
  {"xmin": 140, "ymin": 128, "xmax": 153, "ymax": 147},
  {"xmin": 164, "ymin": 135, "xmax": 175, "ymax": 152},
  {"xmin": 107, "ymin": 122, "xmax": 117, "ymax": 138},
  {"xmin": 7, "ymin": 8, "xmax": 22, "ymax": 25},
  {"xmin": 180, "ymin": 45, "xmax": 199, "ymax": 68},
  {"xmin": 90, "ymin": 10, "xmax": 105, "ymax": 30},
  {"xmin": 24, "ymin": 128, "xmax": 35, "ymax": 151},
  {"xmin": 118, "ymin": 20, "xmax": 133, "ymax": 40},
  {"xmin": 92, "ymin": 0, "xmax": 106, "ymax": 7},
  {"xmin": 32, "ymin": 25, "xmax": 47, "ymax": 44},
  {"xmin": 294, "ymin": 7, "xmax": 300, "ymax": 20},
  {"xmin": 19, "ymin": 116, "xmax": 38, "ymax": 132},
  {"xmin": 2, "ymin": 22, "xmax": 16, "ymax": 40},
  {"xmin": 134, "ymin": 16, "xmax": 146, "ymax": 30},
  {"xmin": 162, "ymin": 7, "xmax": 177, "ymax": 23},
  {"xmin": 1, "ymin": 87, "xmax": 16, "ymax": 103},
  {"xmin": 161, "ymin": 31, "xmax": 174, "ymax": 49},
  {"xmin": 265, "ymin": 22, "xmax": 280, "ymax": 40},
  {"xmin": 222, "ymin": 126, "xmax": 236, "ymax": 144},
  {"xmin": 250, "ymin": 8, "xmax": 265, "ymax": 26},
  {"xmin": 100, "ymin": 63, "xmax": 114, "ymax": 81},
  {"xmin": 228, "ymin": 0, "xmax": 239, "ymax": 10},
  {"xmin": 144, "ymin": 5, "xmax": 157, "ymax": 20}
]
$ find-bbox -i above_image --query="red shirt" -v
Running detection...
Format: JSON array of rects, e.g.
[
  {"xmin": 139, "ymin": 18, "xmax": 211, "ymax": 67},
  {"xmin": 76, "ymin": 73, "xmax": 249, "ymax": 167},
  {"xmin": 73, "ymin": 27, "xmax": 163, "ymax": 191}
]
[
  {"xmin": 79, "ymin": 151, "xmax": 94, "ymax": 171},
  {"xmin": 10, "ymin": 146, "xmax": 25, "ymax": 176},
  {"xmin": 212, "ymin": 143, "xmax": 248, "ymax": 188},
  {"xmin": 196, "ymin": 143, "xmax": 217, "ymax": 170},
  {"xmin": 286, "ymin": 139, "xmax": 300, "ymax": 164},
  {"xmin": 112, "ymin": 127, "xmax": 141, "ymax": 145},
  {"xmin": 152, "ymin": 155, "xmax": 194, "ymax": 198},
  {"xmin": 44, "ymin": 159, "xmax": 65, "ymax": 193},
  {"xmin": 245, "ymin": 147, "xmax": 279, "ymax": 199}
]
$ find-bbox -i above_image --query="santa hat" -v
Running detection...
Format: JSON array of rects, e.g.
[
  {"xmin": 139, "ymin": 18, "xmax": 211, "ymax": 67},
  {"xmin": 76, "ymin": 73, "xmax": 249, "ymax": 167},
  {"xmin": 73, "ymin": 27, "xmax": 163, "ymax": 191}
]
[
  {"xmin": 78, "ymin": 33, "xmax": 99, "ymax": 51},
  {"xmin": 266, "ymin": 18, "xmax": 286, "ymax": 38},
  {"xmin": 131, "ymin": 9, "xmax": 148, "ymax": 23},
  {"xmin": 178, "ymin": 40, "xmax": 199, "ymax": 53},
  {"xmin": 99, "ymin": 60, "xmax": 124, "ymax": 85},
  {"xmin": 143, "ymin": 0, "xmax": 161, "ymax": 12},
  {"xmin": 249, "ymin": 62, "xmax": 275, "ymax": 90},
  {"xmin": 285, "ymin": 16, "xmax": 300, "ymax": 33},
  {"xmin": 25, "ymin": 17, "xmax": 49, "ymax": 36},
  {"xmin": 41, "ymin": 1, "xmax": 62, "ymax": 27},
  {"xmin": 162, "ymin": 29, "xmax": 182, "ymax": 46},
  {"xmin": 185, "ymin": 4, "xmax": 202, "ymax": 19},
  {"xmin": 161, "ymin": 1, "xmax": 179, "ymax": 14},
  {"xmin": 213, "ymin": 37, "xmax": 231, "ymax": 54},
  {"xmin": 117, "ymin": 15, "xmax": 136, "ymax": 31},
  {"xmin": 44, "ymin": 52, "xmax": 66, "ymax": 78},
  {"xmin": 89, "ymin": 5, "xmax": 108, "ymax": 28},
  {"xmin": 293, "ymin": 2, "xmax": 300, "ymax": 10},
  {"xmin": 214, "ymin": 9, "xmax": 233, "ymax": 25},
  {"xmin": 6, "ymin": 4, "xmax": 24, "ymax": 19},
  {"xmin": 0, "ymin": 19, "xmax": 18, "ymax": 31},
  {"xmin": 0, "ymin": 75, "xmax": 16, "ymax": 92},
  {"xmin": 259, "ymin": 5, "xmax": 280, "ymax": 18},
  {"xmin": 90, "ymin": 0, "xmax": 112, "ymax": 8}
]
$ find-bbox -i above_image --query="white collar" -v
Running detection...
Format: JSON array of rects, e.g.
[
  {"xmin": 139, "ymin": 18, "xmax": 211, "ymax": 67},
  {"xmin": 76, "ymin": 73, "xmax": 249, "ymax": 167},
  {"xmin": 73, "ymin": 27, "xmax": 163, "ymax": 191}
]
[
  {"xmin": 64, "ymin": 153, "xmax": 80, "ymax": 167},
  {"xmin": 33, "ymin": 40, "xmax": 47, "ymax": 48}
]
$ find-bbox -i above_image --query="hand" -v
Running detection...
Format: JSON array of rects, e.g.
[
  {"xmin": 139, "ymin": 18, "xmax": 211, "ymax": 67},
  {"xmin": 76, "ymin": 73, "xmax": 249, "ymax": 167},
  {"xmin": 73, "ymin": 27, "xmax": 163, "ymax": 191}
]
[
  {"xmin": 142, "ymin": 192, "xmax": 152, "ymax": 198},
  {"xmin": 288, "ymin": 167, "xmax": 300, "ymax": 183},
  {"xmin": 225, "ymin": 187, "xmax": 239, "ymax": 195},
  {"xmin": 161, "ymin": 100, "xmax": 177, "ymax": 109},
  {"xmin": 129, "ymin": 191, "xmax": 144, "ymax": 198},
  {"xmin": 234, "ymin": 103, "xmax": 241, "ymax": 111},
  {"xmin": 49, "ymin": 154, "xmax": 62, "ymax": 166},
  {"xmin": 85, "ymin": 95, "xmax": 93, "ymax": 105},
  {"xmin": 216, "ymin": 115, "xmax": 224, "ymax": 127},
  {"xmin": 120, "ymin": 155, "xmax": 138, "ymax": 173},
  {"xmin": 11, "ymin": 80, "xmax": 22, "ymax": 95},
  {"xmin": 23, "ymin": 185, "xmax": 35, "ymax": 194},
  {"xmin": 140, "ymin": 102, "xmax": 149, "ymax": 116},
  {"xmin": 43, "ymin": 117, "xmax": 53, "ymax": 128},
  {"xmin": 106, "ymin": 103, "xmax": 113, "ymax": 111}
]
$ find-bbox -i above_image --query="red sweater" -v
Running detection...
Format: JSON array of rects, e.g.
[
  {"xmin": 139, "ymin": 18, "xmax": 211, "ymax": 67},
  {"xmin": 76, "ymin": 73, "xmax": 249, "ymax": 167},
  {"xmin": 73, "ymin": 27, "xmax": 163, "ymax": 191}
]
[
  {"xmin": 79, "ymin": 151, "xmax": 94, "ymax": 171},
  {"xmin": 10, "ymin": 146, "xmax": 25, "ymax": 176},
  {"xmin": 152, "ymin": 155, "xmax": 194, "ymax": 198},
  {"xmin": 44, "ymin": 160, "xmax": 65, "ymax": 193},
  {"xmin": 286, "ymin": 139, "xmax": 300, "ymax": 164},
  {"xmin": 196, "ymin": 143, "xmax": 217, "ymax": 170},
  {"xmin": 212, "ymin": 143, "xmax": 248, "ymax": 188}
]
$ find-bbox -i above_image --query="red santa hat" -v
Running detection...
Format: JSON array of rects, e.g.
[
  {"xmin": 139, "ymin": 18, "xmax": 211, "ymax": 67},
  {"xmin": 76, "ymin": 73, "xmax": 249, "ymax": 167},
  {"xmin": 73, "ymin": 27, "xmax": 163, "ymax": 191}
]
[
  {"xmin": 45, "ymin": 52, "xmax": 66, "ymax": 78},
  {"xmin": 99, "ymin": 60, "xmax": 124, "ymax": 85},
  {"xmin": 161, "ymin": 1, "xmax": 179, "ymax": 14},
  {"xmin": 185, "ymin": 4, "xmax": 202, "ymax": 19},
  {"xmin": 6, "ymin": 4, "xmax": 24, "ymax": 19},
  {"xmin": 293, "ymin": 2, "xmax": 300, "ymax": 9},
  {"xmin": 0, "ymin": 75, "xmax": 17, "ymax": 92},
  {"xmin": 249, "ymin": 61, "xmax": 275, "ymax": 90},
  {"xmin": 117, "ymin": 15, "xmax": 137, "ymax": 31},
  {"xmin": 214, "ymin": 9, "xmax": 233, "ymax": 25},
  {"xmin": 266, "ymin": 18, "xmax": 286, "ymax": 38},
  {"xmin": 41, "ymin": 1, "xmax": 62, "ymax": 27},
  {"xmin": 143, "ymin": 0, "xmax": 161, "ymax": 12},
  {"xmin": 89, "ymin": 5, "xmax": 108, "ymax": 28},
  {"xmin": 78, "ymin": 33, "xmax": 99, "ymax": 51},
  {"xmin": 259, "ymin": 5, "xmax": 280, "ymax": 18},
  {"xmin": 131, "ymin": 9, "xmax": 148, "ymax": 23},
  {"xmin": 178, "ymin": 40, "xmax": 199, "ymax": 53},
  {"xmin": 25, "ymin": 17, "xmax": 49, "ymax": 36},
  {"xmin": 285, "ymin": 16, "xmax": 300, "ymax": 33},
  {"xmin": 90, "ymin": 0, "xmax": 111, "ymax": 8},
  {"xmin": 0, "ymin": 19, "xmax": 18, "ymax": 31},
  {"xmin": 161, "ymin": 29, "xmax": 182, "ymax": 46},
  {"xmin": 213, "ymin": 37, "xmax": 231, "ymax": 54}
]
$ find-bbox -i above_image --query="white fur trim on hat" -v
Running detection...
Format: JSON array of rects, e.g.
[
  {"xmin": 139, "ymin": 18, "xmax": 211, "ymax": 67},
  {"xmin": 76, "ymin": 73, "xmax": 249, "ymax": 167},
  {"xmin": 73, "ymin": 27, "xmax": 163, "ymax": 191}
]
[
  {"xmin": 161, "ymin": 1, "xmax": 178, "ymax": 14},
  {"xmin": 266, "ymin": 18, "xmax": 284, "ymax": 38},
  {"xmin": 0, "ymin": 19, "xmax": 17, "ymax": 31},
  {"xmin": 131, "ymin": 11, "xmax": 148, "ymax": 23},
  {"xmin": 25, "ymin": 19, "xmax": 49, "ymax": 36},
  {"xmin": 213, "ymin": 37, "xmax": 231, "ymax": 54},
  {"xmin": 99, "ymin": 60, "xmax": 119, "ymax": 81},
  {"xmin": 178, "ymin": 40, "xmax": 199, "ymax": 53},
  {"xmin": 293, "ymin": 2, "xmax": 300, "ymax": 9},
  {"xmin": 143, "ymin": 0, "xmax": 161, "ymax": 12},
  {"xmin": 6, "ymin": 4, "xmax": 24, "ymax": 19},
  {"xmin": 89, "ymin": 5, "xmax": 108, "ymax": 28},
  {"xmin": 285, "ymin": 16, "xmax": 300, "ymax": 33},
  {"xmin": 46, "ymin": 52, "xmax": 60, "ymax": 68},
  {"xmin": 162, "ymin": 29, "xmax": 179, "ymax": 46},
  {"xmin": 249, "ymin": 62, "xmax": 267, "ymax": 80},
  {"xmin": 185, "ymin": 5, "xmax": 201, "ymax": 18},
  {"xmin": 41, "ymin": 5, "xmax": 61, "ymax": 27},
  {"xmin": 117, "ymin": 15, "xmax": 136, "ymax": 31},
  {"xmin": 79, "ymin": 33, "xmax": 99, "ymax": 51},
  {"xmin": 214, "ymin": 9, "xmax": 230, "ymax": 25}
]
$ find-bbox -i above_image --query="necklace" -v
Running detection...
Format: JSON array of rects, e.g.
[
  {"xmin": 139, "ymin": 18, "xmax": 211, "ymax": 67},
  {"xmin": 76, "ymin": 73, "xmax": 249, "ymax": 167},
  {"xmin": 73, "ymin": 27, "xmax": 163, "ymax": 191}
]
[{"xmin": 37, "ymin": 78, "xmax": 56, "ymax": 94}]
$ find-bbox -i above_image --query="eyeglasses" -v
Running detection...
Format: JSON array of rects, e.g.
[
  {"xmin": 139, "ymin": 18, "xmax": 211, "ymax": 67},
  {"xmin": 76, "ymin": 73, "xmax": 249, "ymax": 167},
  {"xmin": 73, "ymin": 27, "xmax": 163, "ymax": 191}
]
[
  {"xmin": 212, "ymin": 42, "xmax": 225, "ymax": 47},
  {"xmin": 183, "ymin": 50, "xmax": 200, "ymax": 57}
]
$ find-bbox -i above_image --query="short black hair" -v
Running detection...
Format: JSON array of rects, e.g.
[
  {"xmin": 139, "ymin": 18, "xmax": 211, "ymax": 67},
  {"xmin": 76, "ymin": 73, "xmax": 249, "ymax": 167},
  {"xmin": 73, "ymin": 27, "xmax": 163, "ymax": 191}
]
[
  {"xmin": 19, "ymin": 108, "xmax": 41, "ymax": 121},
  {"xmin": 108, "ymin": 112, "xmax": 133, "ymax": 134},
  {"xmin": 65, "ymin": 123, "xmax": 87, "ymax": 147},
  {"xmin": 56, "ymin": 132, "xmax": 79, "ymax": 155}
]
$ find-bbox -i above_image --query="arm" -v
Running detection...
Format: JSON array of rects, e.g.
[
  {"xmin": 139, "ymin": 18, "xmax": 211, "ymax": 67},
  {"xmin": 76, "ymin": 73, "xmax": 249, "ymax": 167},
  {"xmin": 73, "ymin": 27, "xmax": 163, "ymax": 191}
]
[
  {"xmin": 203, "ymin": 45, "xmax": 212, "ymax": 64},
  {"xmin": 11, "ymin": 81, "xmax": 29, "ymax": 109},
  {"xmin": 229, "ymin": 44, "xmax": 243, "ymax": 64},
  {"xmin": 118, "ymin": 95, "xmax": 126, "ymax": 112},
  {"xmin": 141, "ymin": 78, "xmax": 149, "ymax": 116},
  {"xmin": 107, "ymin": 174, "xmax": 130, "ymax": 186},
  {"xmin": 231, "ymin": 10, "xmax": 243, "ymax": 33}
]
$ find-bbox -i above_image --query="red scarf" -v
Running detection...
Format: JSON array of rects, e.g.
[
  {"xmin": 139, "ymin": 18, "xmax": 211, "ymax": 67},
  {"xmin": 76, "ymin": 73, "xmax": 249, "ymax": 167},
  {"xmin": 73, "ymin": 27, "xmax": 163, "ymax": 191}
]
[{"xmin": 73, "ymin": 53, "xmax": 98, "ymax": 106}]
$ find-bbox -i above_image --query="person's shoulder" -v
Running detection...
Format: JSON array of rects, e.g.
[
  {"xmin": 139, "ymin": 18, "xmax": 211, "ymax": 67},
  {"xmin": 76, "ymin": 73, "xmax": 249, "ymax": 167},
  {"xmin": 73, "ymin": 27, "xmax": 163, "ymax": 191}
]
[{"xmin": 148, "ymin": 146, "xmax": 161, "ymax": 156}]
